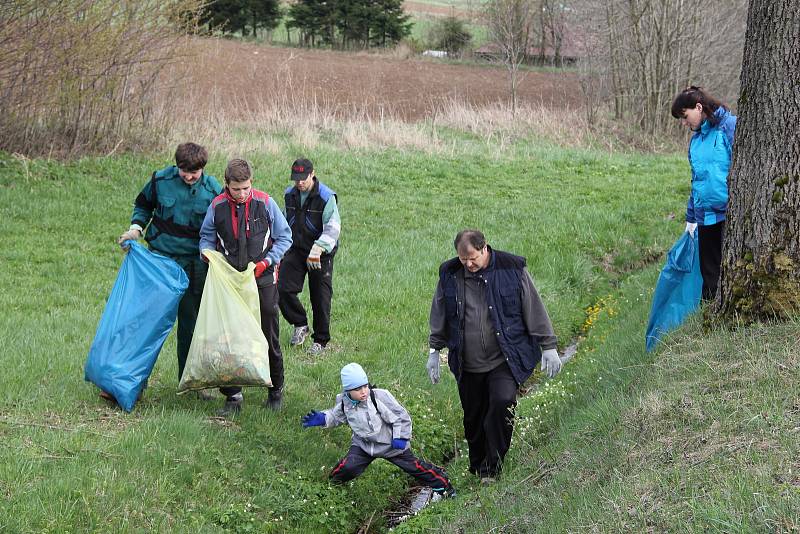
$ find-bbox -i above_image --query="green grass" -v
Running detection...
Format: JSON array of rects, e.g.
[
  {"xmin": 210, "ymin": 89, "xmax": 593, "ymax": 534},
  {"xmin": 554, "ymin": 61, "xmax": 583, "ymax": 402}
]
[
  {"xmin": 2, "ymin": 128, "xmax": 787, "ymax": 533},
  {"xmin": 407, "ymin": 14, "xmax": 490, "ymax": 49},
  {"xmin": 395, "ymin": 270, "xmax": 800, "ymax": 531}
]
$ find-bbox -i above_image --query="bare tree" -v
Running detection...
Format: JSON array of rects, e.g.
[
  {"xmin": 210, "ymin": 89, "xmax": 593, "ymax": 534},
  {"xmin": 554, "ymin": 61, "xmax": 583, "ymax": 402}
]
[
  {"xmin": 0, "ymin": 0, "xmax": 204, "ymax": 157},
  {"xmin": 717, "ymin": 0, "xmax": 800, "ymax": 320},
  {"xmin": 483, "ymin": 0, "xmax": 537, "ymax": 117},
  {"xmin": 570, "ymin": 0, "xmax": 747, "ymax": 134},
  {"xmin": 538, "ymin": 0, "xmax": 567, "ymax": 67}
]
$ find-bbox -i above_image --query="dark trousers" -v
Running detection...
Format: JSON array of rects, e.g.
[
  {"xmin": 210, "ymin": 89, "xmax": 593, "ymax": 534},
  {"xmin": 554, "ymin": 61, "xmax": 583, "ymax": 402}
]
[
  {"xmin": 329, "ymin": 444, "xmax": 452, "ymax": 490},
  {"xmin": 176, "ymin": 258, "xmax": 207, "ymax": 381},
  {"xmin": 458, "ymin": 362, "xmax": 518, "ymax": 478},
  {"xmin": 278, "ymin": 248, "xmax": 334, "ymax": 345},
  {"xmin": 220, "ymin": 281, "xmax": 284, "ymax": 398},
  {"xmin": 698, "ymin": 221, "xmax": 725, "ymax": 301}
]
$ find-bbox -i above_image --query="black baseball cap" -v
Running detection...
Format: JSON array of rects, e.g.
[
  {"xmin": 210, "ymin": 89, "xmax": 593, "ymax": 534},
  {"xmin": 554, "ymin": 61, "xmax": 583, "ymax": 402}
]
[{"xmin": 291, "ymin": 158, "xmax": 313, "ymax": 181}]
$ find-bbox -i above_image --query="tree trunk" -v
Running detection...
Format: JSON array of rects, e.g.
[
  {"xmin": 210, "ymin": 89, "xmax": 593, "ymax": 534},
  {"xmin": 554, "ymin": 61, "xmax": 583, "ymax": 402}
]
[{"xmin": 717, "ymin": 0, "xmax": 800, "ymax": 320}]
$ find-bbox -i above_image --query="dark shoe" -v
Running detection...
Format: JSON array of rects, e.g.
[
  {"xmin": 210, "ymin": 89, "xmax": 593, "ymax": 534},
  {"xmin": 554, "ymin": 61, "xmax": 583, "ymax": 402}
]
[
  {"xmin": 216, "ymin": 395, "xmax": 242, "ymax": 417},
  {"xmin": 290, "ymin": 325, "xmax": 309, "ymax": 346},
  {"xmin": 265, "ymin": 387, "xmax": 283, "ymax": 411},
  {"xmin": 307, "ymin": 342, "xmax": 326, "ymax": 357}
]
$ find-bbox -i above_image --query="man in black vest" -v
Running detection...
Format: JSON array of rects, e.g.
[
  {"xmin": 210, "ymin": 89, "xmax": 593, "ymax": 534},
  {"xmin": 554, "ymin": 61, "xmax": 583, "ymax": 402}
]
[
  {"xmin": 199, "ymin": 159, "xmax": 293, "ymax": 415},
  {"xmin": 427, "ymin": 229, "xmax": 563, "ymax": 483},
  {"xmin": 278, "ymin": 158, "xmax": 341, "ymax": 357}
]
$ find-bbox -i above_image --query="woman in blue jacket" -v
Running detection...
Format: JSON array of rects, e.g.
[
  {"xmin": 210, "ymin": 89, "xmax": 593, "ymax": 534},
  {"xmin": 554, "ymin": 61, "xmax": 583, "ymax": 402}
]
[{"xmin": 671, "ymin": 86, "xmax": 737, "ymax": 300}]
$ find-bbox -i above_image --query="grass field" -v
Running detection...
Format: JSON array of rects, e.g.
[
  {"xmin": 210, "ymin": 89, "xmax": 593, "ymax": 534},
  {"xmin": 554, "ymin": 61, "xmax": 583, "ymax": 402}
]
[{"xmin": 1, "ymin": 125, "xmax": 796, "ymax": 532}]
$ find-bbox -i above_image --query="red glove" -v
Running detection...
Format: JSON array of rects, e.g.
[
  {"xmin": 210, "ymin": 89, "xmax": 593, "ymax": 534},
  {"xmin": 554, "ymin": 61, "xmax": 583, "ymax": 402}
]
[{"xmin": 254, "ymin": 259, "xmax": 270, "ymax": 278}]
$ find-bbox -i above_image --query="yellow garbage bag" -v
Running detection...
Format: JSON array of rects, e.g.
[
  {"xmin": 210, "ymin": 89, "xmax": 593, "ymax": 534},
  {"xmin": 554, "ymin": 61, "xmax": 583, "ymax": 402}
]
[{"xmin": 178, "ymin": 250, "xmax": 272, "ymax": 392}]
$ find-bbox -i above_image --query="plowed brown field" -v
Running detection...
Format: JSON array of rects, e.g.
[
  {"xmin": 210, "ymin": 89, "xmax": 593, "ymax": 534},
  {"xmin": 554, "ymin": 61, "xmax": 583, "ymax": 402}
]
[{"xmin": 178, "ymin": 38, "xmax": 581, "ymax": 122}]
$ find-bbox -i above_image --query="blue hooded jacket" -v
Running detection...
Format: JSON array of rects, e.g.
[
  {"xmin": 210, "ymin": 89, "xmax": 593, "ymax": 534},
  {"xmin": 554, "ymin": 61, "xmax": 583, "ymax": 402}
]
[{"xmin": 686, "ymin": 107, "xmax": 737, "ymax": 226}]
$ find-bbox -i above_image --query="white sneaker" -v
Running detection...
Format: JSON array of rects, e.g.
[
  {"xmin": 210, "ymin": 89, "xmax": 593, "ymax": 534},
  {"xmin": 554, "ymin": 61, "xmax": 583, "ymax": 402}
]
[
  {"xmin": 307, "ymin": 342, "xmax": 326, "ymax": 356},
  {"xmin": 290, "ymin": 325, "xmax": 309, "ymax": 346}
]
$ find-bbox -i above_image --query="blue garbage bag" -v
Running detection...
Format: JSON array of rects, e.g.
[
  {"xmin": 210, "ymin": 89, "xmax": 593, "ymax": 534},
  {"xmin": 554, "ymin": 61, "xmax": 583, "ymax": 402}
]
[
  {"xmin": 85, "ymin": 242, "xmax": 188, "ymax": 411},
  {"xmin": 645, "ymin": 231, "xmax": 703, "ymax": 352}
]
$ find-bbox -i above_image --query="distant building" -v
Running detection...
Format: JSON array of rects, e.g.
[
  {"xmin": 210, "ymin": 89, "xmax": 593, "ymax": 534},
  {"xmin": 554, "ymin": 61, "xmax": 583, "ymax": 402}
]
[
  {"xmin": 475, "ymin": 28, "xmax": 586, "ymax": 66},
  {"xmin": 422, "ymin": 50, "xmax": 448, "ymax": 58}
]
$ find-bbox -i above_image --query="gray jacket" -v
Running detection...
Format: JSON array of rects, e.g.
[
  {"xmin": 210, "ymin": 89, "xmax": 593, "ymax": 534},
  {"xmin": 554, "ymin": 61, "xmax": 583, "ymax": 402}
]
[{"xmin": 323, "ymin": 388, "xmax": 412, "ymax": 458}]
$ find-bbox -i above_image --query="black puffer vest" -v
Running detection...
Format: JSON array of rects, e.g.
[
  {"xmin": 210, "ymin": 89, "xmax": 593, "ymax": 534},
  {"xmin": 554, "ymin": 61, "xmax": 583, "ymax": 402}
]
[
  {"xmin": 284, "ymin": 179, "xmax": 337, "ymax": 256},
  {"xmin": 439, "ymin": 249, "xmax": 542, "ymax": 385},
  {"xmin": 211, "ymin": 189, "xmax": 274, "ymax": 286}
]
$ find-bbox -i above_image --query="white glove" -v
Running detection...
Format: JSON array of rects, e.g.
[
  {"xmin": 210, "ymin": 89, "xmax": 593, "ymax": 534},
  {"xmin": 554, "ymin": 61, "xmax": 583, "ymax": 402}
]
[
  {"xmin": 684, "ymin": 222, "xmax": 697, "ymax": 235},
  {"xmin": 540, "ymin": 348, "xmax": 562, "ymax": 378},
  {"xmin": 117, "ymin": 225, "xmax": 142, "ymax": 249},
  {"xmin": 306, "ymin": 244, "xmax": 324, "ymax": 270},
  {"xmin": 426, "ymin": 349, "xmax": 441, "ymax": 385}
]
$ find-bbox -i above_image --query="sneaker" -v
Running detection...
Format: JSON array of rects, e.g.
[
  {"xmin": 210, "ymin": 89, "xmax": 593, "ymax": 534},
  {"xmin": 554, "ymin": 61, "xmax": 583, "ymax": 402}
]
[
  {"xmin": 216, "ymin": 394, "xmax": 242, "ymax": 417},
  {"xmin": 432, "ymin": 486, "xmax": 457, "ymax": 501},
  {"xmin": 265, "ymin": 387, "xmax": 283, "ymax": 411},
  {"xmin": 290, "ymin": 325, "xmax": 309, "ymax": 346},
  {"xmin": 307, "ymin": 342, "xmax": 326, "ymax": 356}
]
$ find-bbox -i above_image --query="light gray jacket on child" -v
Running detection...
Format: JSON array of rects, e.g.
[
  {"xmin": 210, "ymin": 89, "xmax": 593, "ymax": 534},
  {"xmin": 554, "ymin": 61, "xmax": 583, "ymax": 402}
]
[{"xmin": 323, "ymin": 388, "xmax": 412, "ymax": 458}]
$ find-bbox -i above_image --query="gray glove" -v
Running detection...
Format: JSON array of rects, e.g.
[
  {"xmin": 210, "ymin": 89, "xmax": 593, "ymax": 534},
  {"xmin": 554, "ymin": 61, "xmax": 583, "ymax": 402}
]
[
  {"xmin": 426, "ymin": 349, "xmax": 440, "ymax": 385},
  {"xmin": 540, "ymin": 348, "xmax": 562, "ymax": 378},
  {"xmin": 117, "ymin": 226, "xmax": 142, "ymax": 249},
  {"xmin": 684, "ymin": 222, "xmax": 697, "ymax": 235},
  {"xmin": 306, "ymin": 244, "xmax": 324, "ymax": 270}
]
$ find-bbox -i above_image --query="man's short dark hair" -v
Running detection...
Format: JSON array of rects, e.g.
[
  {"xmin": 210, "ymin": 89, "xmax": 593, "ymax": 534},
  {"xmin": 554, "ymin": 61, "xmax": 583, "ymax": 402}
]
[
  {"xmin": 225, "ymin": 158, "xmax": 252, "ymax": 183},
  {"xmin": 174, "ymin": 142, "xmax": 208, "ymax": 172},
  {"xmin": 454, "ymin": 229, "xmax": 486, "ymax": 253}
]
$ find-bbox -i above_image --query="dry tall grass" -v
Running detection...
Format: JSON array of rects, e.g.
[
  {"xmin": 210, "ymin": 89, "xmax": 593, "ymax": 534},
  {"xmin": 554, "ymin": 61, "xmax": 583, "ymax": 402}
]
[{"xmin": 171, "ymin": 89, "xmax": 664, "ymax": 159}]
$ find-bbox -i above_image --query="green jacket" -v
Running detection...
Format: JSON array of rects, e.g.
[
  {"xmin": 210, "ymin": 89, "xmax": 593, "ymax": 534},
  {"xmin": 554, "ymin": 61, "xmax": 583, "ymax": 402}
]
[{"xmin": 131, "ymin": 166, "xmax": 222, "ymax": 266}]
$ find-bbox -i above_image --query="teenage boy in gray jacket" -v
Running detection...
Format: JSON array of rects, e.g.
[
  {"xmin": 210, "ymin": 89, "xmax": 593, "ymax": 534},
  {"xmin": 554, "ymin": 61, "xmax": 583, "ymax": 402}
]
[{"xmin": 301, "ymin": 363, "xmax": 454, "ymax": 497}]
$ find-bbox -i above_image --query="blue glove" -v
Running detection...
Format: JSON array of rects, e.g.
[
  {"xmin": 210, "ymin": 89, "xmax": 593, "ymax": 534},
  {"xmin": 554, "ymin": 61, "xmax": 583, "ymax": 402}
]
[
  {"xmin": 391, "ymin": 438, "xmax": 408, "ymax": 450},
  {"xmin": 301, "ymin": 410, "xmax": 325, "ymax": 428}
]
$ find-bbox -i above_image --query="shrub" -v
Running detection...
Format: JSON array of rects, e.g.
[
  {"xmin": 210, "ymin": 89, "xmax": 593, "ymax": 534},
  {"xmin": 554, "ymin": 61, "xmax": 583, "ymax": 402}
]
[
  {"xmin": 0, "ymin": 0, "xmax": 204, "ymax": 157},
  {"xmin": 429, "ymin": 16, "xmax": 472, "ymax": 57}
]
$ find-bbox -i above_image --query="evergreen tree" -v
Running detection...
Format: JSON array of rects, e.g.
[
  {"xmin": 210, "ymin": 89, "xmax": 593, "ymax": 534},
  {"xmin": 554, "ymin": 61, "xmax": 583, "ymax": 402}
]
[
  {"xmin": 289, "ymin": 0, "xmax": 411, "ymax": 49},
  {"xmin": 370, "ymin": 0, "xmax": 411, "ymax": 48},
  {"xmin": 246, "ymin": 0, "xmax": 281, "ymax": 36},
  {"xmin": 202, "ymin": 0, "xmax": 247, "ymax": 34},
  {"xmin": 288, "ymin": 0, "xmax": 336, "ymax": 46},
  {"xmin": 203, "ymin": 0, "xmax": 281, "ymax": 36},
  {"xmin": 430, "ymin": 15, "xmax": 471, "ymax": 55}
]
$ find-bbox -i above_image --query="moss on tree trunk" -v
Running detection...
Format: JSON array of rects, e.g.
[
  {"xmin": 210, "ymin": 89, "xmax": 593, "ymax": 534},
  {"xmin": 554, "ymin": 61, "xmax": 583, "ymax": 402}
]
[{"xmin": 717, "ymin": 0, "xmax": 800, "ymax": 322}]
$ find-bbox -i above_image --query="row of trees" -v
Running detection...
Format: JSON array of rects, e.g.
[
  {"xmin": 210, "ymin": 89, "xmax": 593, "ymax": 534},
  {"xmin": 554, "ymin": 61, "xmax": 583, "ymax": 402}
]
[
  {"xmin": 202, "ymin": 0, "xmax": 412, "ymax": 49},
  {"xmin": 481, "ymin": 0, "xmax": 748, "ymax": 130}
]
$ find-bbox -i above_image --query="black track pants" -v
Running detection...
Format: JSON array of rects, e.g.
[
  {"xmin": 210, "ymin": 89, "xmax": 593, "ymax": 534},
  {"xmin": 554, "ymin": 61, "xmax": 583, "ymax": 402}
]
[
  {"xmin": 329, "ymin": 444, "xmax": 452, "ymax": 490},
  {"xmin": 278, "ymin": 248, "xmax": 334, "ymax": 345}
]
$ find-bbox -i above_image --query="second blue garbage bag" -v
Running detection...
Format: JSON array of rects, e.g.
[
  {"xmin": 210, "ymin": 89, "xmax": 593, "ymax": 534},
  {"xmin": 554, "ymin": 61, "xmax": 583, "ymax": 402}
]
[
  {"xmin": 645, "ymin": 230, "xmax": 703, "ymax": 352},
  {"xmin": 85, "ymin": 242, "xmax": 188, "ymax": 411}
]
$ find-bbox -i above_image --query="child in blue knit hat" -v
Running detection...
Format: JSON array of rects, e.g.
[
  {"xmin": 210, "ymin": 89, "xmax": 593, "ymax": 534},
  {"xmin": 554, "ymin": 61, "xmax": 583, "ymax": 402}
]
[{"xmin": 301, "ymin": 363, "xmax": 455, "ymax": 497}]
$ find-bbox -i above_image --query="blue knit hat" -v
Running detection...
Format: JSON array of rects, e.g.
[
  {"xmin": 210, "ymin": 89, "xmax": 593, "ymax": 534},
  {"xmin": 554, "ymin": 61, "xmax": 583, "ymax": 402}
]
[{"xmin": 341, "ymin": 363, "xmax": 369, "ymax": 391}]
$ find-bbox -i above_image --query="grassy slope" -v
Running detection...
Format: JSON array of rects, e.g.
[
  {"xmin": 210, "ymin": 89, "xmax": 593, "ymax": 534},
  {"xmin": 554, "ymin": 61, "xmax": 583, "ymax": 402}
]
[
  {"xmin": 398, "ymin": 270, "xmax": 800, "ymax": 531},
  {"xmin": 2, "ymin": 133, "xmax": 790, "ymax": 533}
]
